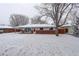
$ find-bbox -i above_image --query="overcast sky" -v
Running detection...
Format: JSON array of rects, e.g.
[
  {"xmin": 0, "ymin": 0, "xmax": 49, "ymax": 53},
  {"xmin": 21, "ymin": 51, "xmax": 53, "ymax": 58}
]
[{"xmin": 0, "ymin": 3, "xmax": 40, "ymax": 25}]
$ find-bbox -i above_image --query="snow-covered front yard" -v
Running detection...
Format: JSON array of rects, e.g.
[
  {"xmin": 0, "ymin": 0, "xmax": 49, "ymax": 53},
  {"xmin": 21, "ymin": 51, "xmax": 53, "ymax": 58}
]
[{"xmin": 0, "ymin": 33, "xmax": 79, "ymax": 56}]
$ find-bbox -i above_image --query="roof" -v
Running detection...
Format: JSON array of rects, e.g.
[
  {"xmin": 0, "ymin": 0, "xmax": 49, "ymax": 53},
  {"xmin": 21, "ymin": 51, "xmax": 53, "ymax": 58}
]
[
  {"xmin": 17, "ymin": 24, "xmax": 55, "ymax": 28},
  {"xmin": 17, "ymin": 24, "xmax": 72, "ymax": 28},
  {"xmin": 62, "ymin": 24, "xmax": 72, "ymax": 27},
  {"xmin": 0, "ymin": 26, "xmax": 13, "ymax": 29}
]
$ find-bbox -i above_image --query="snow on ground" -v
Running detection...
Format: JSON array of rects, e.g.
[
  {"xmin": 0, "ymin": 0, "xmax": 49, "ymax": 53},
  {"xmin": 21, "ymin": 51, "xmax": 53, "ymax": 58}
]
[{"xmin": 0, "ymin": 33, "xmax": 79, "ymax": 56}]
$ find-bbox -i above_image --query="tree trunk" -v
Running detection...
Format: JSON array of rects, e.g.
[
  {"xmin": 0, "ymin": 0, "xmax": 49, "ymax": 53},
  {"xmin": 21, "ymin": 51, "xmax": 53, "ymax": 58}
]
[{"xmin": 55, "ymin": 26, "xmax": 59, "ymax": 36}]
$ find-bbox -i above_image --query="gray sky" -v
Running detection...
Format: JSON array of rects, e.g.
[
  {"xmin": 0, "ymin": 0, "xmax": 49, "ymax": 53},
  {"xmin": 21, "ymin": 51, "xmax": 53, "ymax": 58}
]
[{"xmin": 0, "ymin": 3, "xmax": 39, "ymax": 25}]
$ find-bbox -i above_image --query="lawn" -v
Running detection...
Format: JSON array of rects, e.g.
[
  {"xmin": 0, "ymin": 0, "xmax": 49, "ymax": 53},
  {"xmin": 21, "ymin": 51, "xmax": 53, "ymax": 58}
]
[{"xmin": 0, "ymin": 33, "xmax": 79, "ymax": 56}]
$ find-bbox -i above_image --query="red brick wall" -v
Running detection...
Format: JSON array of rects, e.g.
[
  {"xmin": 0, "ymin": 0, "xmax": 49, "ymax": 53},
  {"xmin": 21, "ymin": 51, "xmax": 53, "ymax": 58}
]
[
  {"xmin": 2, "ymin": 28, "xmax": 68, "ymax": 34},
  {"xmin": 4, "ymin": 29, "xmax": 21, "ymax": 33},
  {"xmin": 59, "ymin": 28, "xmax": 68, "ymax": 34},
  {"xmin": 34, "ymin": 28, "xmax": 68, "ymax": 34},
  {"xmin": 35, "ymin": 30, "xmax": 55, "ymax": 34}
]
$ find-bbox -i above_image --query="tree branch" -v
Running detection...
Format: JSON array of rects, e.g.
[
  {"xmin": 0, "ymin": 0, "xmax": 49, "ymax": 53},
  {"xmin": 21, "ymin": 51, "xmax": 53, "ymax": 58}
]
[
  {"xmin": 62, "ymin": 3, "xmax": 71, "ymax": 12},
  {"xmin": 59, "ymin": 4, "xmax": 73, "ymax": 27}
]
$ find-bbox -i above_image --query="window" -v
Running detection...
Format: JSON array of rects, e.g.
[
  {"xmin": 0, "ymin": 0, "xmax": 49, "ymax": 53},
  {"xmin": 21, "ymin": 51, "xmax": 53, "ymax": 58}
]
[
  {"xmin": 49, "ymin": 28, "xmax": 53, "ymax": 30},
  {"xmin": 40, "ymin": 28, "xmax": 43, "ymax": 30}
]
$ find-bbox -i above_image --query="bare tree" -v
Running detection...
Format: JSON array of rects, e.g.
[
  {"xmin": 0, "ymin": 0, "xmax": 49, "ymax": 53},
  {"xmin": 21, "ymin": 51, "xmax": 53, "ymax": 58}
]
[
  {"xmin": 10, "ymin": 14, "xmax": 29, "ymax": 27},
  {"xmin": 31, "ymin": 15, "xmax": 47, "ymax": 24},
  {"xmin": 69, "ymin": 4, "xmax": 79, "ymax": 36},
  {"xmin": 72, "ymin": 16, "xmax": 79, "ymax": 36},
  {"xmin": 35, "ymin": 3, "xmax": 73, "ymax": 36}
]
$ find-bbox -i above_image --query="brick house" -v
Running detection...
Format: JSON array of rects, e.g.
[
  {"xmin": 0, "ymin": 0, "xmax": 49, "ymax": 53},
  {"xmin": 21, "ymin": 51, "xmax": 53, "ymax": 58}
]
[{"xmin": 17, "ymin": 24, "xmax": 70, "ymax": 34}]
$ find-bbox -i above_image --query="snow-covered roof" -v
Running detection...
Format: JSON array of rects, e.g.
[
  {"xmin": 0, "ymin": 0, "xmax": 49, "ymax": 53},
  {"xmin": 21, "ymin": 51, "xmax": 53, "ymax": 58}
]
[
  {"xmin": 17, "ymin": 24, "xmax": 55, "ymax": 28},
  {"xmin": 0, "ymin": 26, "xmax": 13, "ymax": 29},
  {"xmin": 17, "ymin": 24, "xmax": 72, "ymax": 28},
  {"xmin": 62, "ymin": 24, "xmax": 72, "ymax": 27}
]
